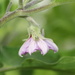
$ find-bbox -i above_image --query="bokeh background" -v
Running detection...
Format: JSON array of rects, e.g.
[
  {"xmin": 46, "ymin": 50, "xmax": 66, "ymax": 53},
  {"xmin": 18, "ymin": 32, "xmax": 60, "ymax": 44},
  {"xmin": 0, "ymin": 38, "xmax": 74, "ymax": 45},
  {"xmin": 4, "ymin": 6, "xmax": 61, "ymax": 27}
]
[{"xmin": 0, "ymin": 0, "xmax": 75, "ymax": 75}]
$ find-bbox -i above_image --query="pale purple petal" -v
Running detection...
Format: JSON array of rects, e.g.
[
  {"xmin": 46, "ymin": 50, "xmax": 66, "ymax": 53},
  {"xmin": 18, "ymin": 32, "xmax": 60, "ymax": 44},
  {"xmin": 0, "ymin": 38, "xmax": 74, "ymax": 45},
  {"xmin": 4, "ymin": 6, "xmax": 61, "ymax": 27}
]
[
  {"xmin": 19, "ymin": 36, "xmax": 58, "ymax": 57},
  {"xmin": 28, "ymin": 38, "xmax": 37, "ymax": 55},
  {"xmin": 19, "ymin": 38, "xmax": 31, "ymax": 57},
  {"xmin": 44, "ymin": 39, "xmax": 58, "ymax": 52},
  {"xmin": 37, "ymin": 39, "xmax": 49, "ymax": 55}
]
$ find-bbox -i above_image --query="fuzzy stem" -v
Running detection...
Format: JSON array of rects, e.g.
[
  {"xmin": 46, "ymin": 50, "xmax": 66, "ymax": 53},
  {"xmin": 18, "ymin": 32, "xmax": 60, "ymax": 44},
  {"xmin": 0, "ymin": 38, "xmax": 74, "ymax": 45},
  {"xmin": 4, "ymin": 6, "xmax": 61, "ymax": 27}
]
[
  {"xmin": 26, "ymin": 16, "xmax": 39, "ymax": 26},
  {"xmin": 0, "ymin": 11, "xmax": 18, "ymax": 27},
  {"xmin": 0, "ymin": 2, "xmax": 67, "ymax": 27},
  {"xmin": 24, "ymin": 3, "xmax": 59, "ymax": 13},
  {"xmin": 24, "ymin": 0, "xmax": 44, "ymax": 9},
  {"xmin": 0, "ymin": 65, "xmax": 72, "ymax": 73},
  {"xmin": 19, "ymin": 0, "xmax": 24, "ymax": 9},
  {"xmin": 0, "ymin": 0, "xmax": 75, "ymax": 27},
  {"xmin": 6, "ymin": 0, "xmax": 12, "ymax": 13}
]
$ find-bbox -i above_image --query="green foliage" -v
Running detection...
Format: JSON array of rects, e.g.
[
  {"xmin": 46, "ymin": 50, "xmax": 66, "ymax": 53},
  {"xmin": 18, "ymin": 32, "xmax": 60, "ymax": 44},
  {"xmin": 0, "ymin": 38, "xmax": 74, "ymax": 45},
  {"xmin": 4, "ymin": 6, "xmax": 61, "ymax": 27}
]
[
  {"xmin": 0, "ymin": 0, "xmax": 75, "ymax": 75},
  {"xmin": 0, "ymin": 47, "xmax": 75, "ymax": 74},
  {"xmin": 0, "ymin": 62, "xmax": 3, "ymax": 68}
]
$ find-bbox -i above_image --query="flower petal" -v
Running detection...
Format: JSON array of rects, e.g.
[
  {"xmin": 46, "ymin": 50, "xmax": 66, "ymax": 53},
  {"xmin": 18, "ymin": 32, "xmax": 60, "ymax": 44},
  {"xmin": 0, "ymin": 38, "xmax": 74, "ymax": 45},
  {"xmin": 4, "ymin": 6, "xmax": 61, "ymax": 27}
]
[
  {"xmin": 44, "ymin": 39, "xmax": 58, "ymax": 52},
  {"xmin": 37, "ymin": 39, "xmax": 48, "ymax": 55},
  {"xmin": 28, "ymin": 38, "xmax": 37, "ymax": 55},
  {"xmin": 19, "ymin": 38, "xmax": 31, "ymax": 57}
]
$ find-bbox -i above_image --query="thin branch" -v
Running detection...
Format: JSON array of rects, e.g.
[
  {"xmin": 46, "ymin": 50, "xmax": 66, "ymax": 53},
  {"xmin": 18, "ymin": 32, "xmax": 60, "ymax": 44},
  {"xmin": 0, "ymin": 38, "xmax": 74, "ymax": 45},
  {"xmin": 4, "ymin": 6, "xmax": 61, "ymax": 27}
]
[
  {"xmin": 24, "ymin": 0, "xmax": 75, "ymax": 14},
  {"xmin": 6, "ymin": 0, "xmax": 12, "ymax": 13},
  {"xmin": 0, "ymin": 1, "xmax": 75, "ymax": 27},
  {"xmin": 0, "ymin": 66, "xmax": 49, "ymax": 72},
  {"xmin": 0, "ymin": 2, "xmax": 67, "ymax": 27},
  {"xmin": 0, "ymin": 66, "xmax": 74, "ymax": 73},
  {"xmin": 24, "ymin": 3, "xmax": 59, "ymax": 13},
  {"xmin": 0, "ymin": 66, "xmax": 20, "ymax": 72},
  {"xmin": 0, "ymin": 66, "xmax": 54, "ymax": 72},
  {"xmin": 0, "ymin": 3, "xmax": 59, "ymax": 27},
  {"xmin": 26, "ymin": 16, "xmax": 39, "ymax": 26},
  {"xmin": 24, "ymin": 0, "xmax": 44, "ymax": 9},
  {"xmin": 0, "ymin": 11, "xmax": 17, "ymax": 27},
  {"xmin": 19, "ymin": 0, "xmax": 24, "ymax": 9}
]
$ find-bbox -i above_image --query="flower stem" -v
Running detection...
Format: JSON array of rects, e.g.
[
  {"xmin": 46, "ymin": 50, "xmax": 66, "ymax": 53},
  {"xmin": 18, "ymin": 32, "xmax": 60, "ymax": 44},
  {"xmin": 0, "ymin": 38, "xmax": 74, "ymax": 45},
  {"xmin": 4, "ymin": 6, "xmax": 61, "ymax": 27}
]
[
  {"xmin": 19, "ymin": 0, "xmax": 24, "ymax": 9},
  {"xmin": 24, "ymin": 3, "xmax": 59, "ymax": 13},
  {"xmin": 0, "ymin": 0, "xmax": 75, "ymax": 27},
  {"xmin": 26, "ymin": 16, "xmax": 39, "ymax": 26},
  {"xmin": 6, "ymin": 0, "xmax": 12, "ymax": 13},
  {"xmin": 24, "ymin": 0, "xmax": 44, "ymax": 9},
  {"xmin": 0, "ymin": 11, "xmax": 18, "ymax": 27}
]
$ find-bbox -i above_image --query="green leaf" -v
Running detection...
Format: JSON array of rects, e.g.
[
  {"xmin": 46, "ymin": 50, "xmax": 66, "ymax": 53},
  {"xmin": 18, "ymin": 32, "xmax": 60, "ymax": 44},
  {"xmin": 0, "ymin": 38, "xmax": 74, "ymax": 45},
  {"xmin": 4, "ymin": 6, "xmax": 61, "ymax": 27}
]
[
  {"xmin": 1, "ymin": 47, "xmax": 75, "ymax": 73},
  {"xmin": 52, "ymin": 56, "xmax": 75, "ymax": 72},
  {"xmin": 22, "ymin": 56, "xmax": 75, "ymax": 73},
  {"xmin": 0, "ymin": 47, "xmax": 24, "ymax": 66},
  {"xmin": 0, "ymin": 47, "xmax": 60, "ymax": 66},
  {"xmin": 0, "ymin": 47, "xmax": 60, "ymax": 72}
]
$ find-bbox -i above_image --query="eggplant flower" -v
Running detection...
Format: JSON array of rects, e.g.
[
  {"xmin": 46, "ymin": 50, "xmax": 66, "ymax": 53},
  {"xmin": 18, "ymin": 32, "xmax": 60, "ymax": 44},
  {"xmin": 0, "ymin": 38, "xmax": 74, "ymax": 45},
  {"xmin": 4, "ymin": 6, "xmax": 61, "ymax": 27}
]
[
  {"xmin": 19, "ymin": 25, "xmax": 58, "ymax": 57},
  {"xmin": 19, "ymin": 36, "xmax": 58, "ymax": 57}
]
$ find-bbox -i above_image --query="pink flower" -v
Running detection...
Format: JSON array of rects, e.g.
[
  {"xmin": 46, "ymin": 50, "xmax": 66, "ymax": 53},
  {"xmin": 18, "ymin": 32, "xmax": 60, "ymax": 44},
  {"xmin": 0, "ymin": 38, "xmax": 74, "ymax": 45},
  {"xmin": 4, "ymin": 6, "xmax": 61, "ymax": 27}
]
[{"xmin": 19, "ymin": 36, "xmax": 58, "ymax": 57}]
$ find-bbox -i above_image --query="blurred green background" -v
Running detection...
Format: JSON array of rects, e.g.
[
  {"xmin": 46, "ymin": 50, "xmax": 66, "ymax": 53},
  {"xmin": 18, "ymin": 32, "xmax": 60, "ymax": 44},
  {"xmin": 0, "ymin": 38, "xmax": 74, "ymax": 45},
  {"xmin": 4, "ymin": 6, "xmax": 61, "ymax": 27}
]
[{"xmin": 0, "ymin": 0, "xmax": 75, "ymax": 75}]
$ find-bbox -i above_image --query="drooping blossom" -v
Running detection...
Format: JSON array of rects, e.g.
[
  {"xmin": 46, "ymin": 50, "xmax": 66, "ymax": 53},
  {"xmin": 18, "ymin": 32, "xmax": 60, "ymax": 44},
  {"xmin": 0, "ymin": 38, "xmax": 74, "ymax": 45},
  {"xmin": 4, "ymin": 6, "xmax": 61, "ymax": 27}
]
[
  {"xmin": 19, "ymin": 25, "xmax": 58, "ymax": 57},
  {"xmin": 19, "ymin": 36, "xmax": 58, "ymax": 57}
]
